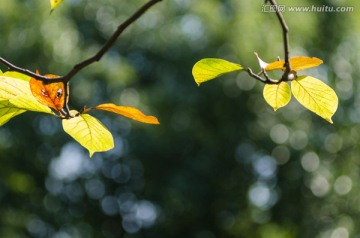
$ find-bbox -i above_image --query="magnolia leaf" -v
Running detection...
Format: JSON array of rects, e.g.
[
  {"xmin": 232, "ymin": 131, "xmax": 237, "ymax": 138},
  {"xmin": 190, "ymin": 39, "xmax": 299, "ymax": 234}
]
[
  {"xmin": 0, "ymin": 100, "xmax": 26, "ymax": 126},
  {"xmin": 29, "ymin": 73, "xmax": 66, "ymax": 112},
  {"xmin": 263, "ymin": 82, "xmax": 291, "ymax": 111},
  {"xmin": 10, "ymin": 95, "xmax": 52, "ymax": 114},
  {"xmin": 50, "ymin": 0, "xmax": 64, "ymax": 13},
  {"xmin": 291, "ymin": 76, "xmax": 338, "ymax": 123},
  {"xmin": 266, "ymin": 56, "xmax": 323, "ymax": 71},
  {"xmin": 0, "ymin": 76, "xmax": 33, "ymax": 100},
  {"xmin": 62, "ymin": 111, "xmax": 114, "ymax": 157},
  {"xmin": 2, "ymin": 71, "xmax": 31, "ymax": 81},
  {"xmin": 192, "ymin": 58, "xmax": 243, "ymax": 86},
  {"xmin": 86, "ymin": 103, "xmax": 160, "ymax": 125}
]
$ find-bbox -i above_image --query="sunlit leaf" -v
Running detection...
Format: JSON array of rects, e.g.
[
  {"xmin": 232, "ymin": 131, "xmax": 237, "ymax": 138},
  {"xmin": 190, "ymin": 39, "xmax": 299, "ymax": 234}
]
[
  {"xmin": 29, "ymin": 72, "xmax": 66, "ymax": 112},
  {"xmin": 50, "ymin": 0, "xmax": 64, "ymax": 13},
  {"xmin": 263, "ymin": 82, "xmax": 291, "ymax": 111},
  {"xmin": 266, "ymin": 56, "xmax": 323, "ymax": 71},
  {"xmin": 86, "ymin": 103, "xmax": 160, "ymax": 125},
  {"xmin": 0, "ymin": 75, "xmax": 54, "ymax": 126},
  {"xmin": 0, "ymin": 100, "xmax": 26, "ymax": 126},
  {"xmin": 291, "ymin": 76, "xmax": 338, "ymax": 123},
  {"xmin": 10, "ymin": 96, "xmax": 52, "ymax": 114},
  {"xmin": 192, "ymin": 58, "xmax": 243, "ymax": 86},
  {"xmin": 0, "ymin": 76, "xmax": 33, "ymax": 100},
  {"xmin": 62, "ymin": 111, "xmax": 114, "ymax": 157},
  {"xmin": 2, "ymin": 71, "xmax": 31, "ymax": 81}
]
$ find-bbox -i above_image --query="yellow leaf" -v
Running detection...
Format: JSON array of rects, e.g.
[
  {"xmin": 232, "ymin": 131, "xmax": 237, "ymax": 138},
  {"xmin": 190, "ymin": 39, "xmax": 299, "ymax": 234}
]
[
  {"xmin": 0, "ymin": 75, "xmax": 52, "ymax": 126},
  {"xmin": 192, "ymin": 58, "xmax": 243, "ymax": 86},
  {"xmin": 0, "ymin": 76, "xmax": 33, "ymax": 100},
  {"xmin": 2, "ymin": 71, "xmax": 31, "ymax": 81},
  {"xmin": 10, "ymin": 95, "xmax": 52, "ymax": 114},
  {"xmin": 89, "ymin": 103, "xmax": 160, "ymax": 125},
  {"xmin": 291, "ymin": 76, "xmax": 338, "ymax": 123},
  {"xmin": 0, "ymin": 75, "xmax": 52, "ymax": 117},
  {"xmin": 266, "ymin": 56, "xmax": 323, "ymax": 71},
  {"xmin": 50, "ymin": 0, "xmax": 63, "ymax": 13},
  {"xmin": 62, "ymin": 111, "xmax": 114, "ymax": 157},
  {"xmin": 263, "ymin": 82, "xmax": 291, "ymax": 111}
]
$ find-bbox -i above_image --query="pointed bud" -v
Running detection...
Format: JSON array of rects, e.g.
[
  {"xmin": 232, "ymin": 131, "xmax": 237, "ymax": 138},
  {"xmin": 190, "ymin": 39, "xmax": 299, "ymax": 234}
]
[{"xmin": 254, "ymin": 52, "xmax": 269, "ymax": 70}]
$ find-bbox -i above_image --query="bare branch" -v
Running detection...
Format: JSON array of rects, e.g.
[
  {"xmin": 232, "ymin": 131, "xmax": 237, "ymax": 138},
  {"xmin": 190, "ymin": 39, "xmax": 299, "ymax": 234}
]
[
  {"xmin": 0, "ymin": 0, "xmax": 162, "ymax": 84},
  {"xmin": 266, "ymin": 0, "xmax": 291, "ymax": 80},
  {"xmin": 0, "ymin": 0, "xmax": 161, "ymax": 119},
  {"xmin": 63, "ymin": 0, "xmax": 162, "ymax": 83},
  {"xmin": 0, "ymin": 57, "xmax": 58, "ymax": 82},
  {"xmin": 247, "ymin": 68, "xmax": 281, "ymax": 85}
]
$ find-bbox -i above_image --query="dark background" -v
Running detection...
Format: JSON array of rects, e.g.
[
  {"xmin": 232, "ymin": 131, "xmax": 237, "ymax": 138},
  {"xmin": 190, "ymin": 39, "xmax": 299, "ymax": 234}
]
[{"xmin": 0, "ymin": 0, "xmax": 360, "ymax": 237}]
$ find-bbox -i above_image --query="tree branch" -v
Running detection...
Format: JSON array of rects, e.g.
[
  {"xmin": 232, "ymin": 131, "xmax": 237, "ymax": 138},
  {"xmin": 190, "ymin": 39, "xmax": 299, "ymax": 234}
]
[
  {"xmin": 0, "ymin": 57, "xmax": 56, "ymax": 81},
  {"xmin": 63, "ymin": 0, "xmax": 162, "ymax": 83},
  {"xmin": 0, "ymin": 0, "xmax": 162, "ymax": 83},
  {"xmin": 246, "ymin": 68, "xmax": 281, "ymax": 85},
  {"xmin": 267, "ymin": 0, "xmax": 292, "ymax": 79}
]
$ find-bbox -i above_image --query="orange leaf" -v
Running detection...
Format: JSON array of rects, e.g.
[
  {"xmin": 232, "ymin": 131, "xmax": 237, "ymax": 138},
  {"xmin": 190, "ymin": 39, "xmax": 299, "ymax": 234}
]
[
  {"xmin": 91, "ymin": 103, "xmax": 160, "ymax": 125},
  {"xmin": 265, "ymin": 56, "xmax": 323, "ymax": 71},
  {"xmin": 29, "ymin": 71, "xmax": 66, "ymax": 112}
]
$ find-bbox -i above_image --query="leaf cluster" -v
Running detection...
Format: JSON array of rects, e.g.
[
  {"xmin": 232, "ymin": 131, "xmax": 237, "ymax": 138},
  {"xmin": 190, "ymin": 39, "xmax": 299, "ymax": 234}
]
[
  {"xmin": 192, "ymin": 56, "xmax": 338, "ymax": 123},
  {"xmin": 0, "ymin": 71, "xmax": 159, "ymax": 156}
]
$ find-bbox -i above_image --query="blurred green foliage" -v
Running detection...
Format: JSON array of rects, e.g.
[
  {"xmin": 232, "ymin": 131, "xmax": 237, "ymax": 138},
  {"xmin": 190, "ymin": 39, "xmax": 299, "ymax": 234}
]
[{"xmin": 0, "ymin": 0, "xmax": 360, "ymax": 237}]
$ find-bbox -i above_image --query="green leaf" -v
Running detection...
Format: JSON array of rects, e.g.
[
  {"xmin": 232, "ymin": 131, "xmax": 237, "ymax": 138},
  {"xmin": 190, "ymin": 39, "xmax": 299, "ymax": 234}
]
[
  {"xmin": 291, "ymin": 76, "xmax": 338, "ymax": 123},
  {"xmin": 62, "ymin": 111, "xmax": 114, "ymax": 157},
  {"xmin": 10, "ymin": 96, "xmax": 52, "ymax": 114},
  {"xmin": 263, "ymin": 82, "xmax": 291, "ymax": 111},
  {"xmin": 0, "ymin": 100, "xmax": 26, "ymax": 126},
  {"xmin": 192, "ymin": 58, "xmax": 243, "ymax": 86}
]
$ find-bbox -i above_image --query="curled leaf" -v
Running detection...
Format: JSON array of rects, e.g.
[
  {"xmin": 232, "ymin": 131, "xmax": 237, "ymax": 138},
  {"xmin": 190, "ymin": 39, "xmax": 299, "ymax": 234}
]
[
  {"xmin": 86, "ymin": 103, "xmax": 160, "ymax": 125},
  {"xmin": 291, "ymin": 76, "xmax": 338, "ymax": 123},
  {"xmin": 192, "ymin": 58, "xmax": 243, "ymax": 86},
  {"xmin": 62, "ymin": 111, "xmax": 114, "ymax": 157},
  {"xmin": 263, "ymin": 82, "xmax": 291, "ymax": 111},
  {"xmin": 29, "ymin": 72, "xmax": 67, "ymax": 112},
  {"xmin": 266, "ymin": 56, "xmax": 323, "ymax": 71}
]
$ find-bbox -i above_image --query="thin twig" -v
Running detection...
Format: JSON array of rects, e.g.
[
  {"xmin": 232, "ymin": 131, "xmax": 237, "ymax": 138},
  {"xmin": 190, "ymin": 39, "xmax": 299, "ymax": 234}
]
[
  {"xmin": 0, "ymin": 0, "xmax": 161, "ymax": 119},
  {"xmin": 247, "ymin": 68, "xmax": 281, "ymax": 85},
  {"xmin": 267, "ymin": 0, "xmax": 291, "ymax": 80},
  {"xmin": 0, "ymin": 57, "xmax": 56, "ymax": 81},
  {"xmin": 0, "ymin": 0, "xmax": 162, "ymax": 84},
  {"xmin": 63, "ymin": 0, "xmax": 162, "ymax": 83}
]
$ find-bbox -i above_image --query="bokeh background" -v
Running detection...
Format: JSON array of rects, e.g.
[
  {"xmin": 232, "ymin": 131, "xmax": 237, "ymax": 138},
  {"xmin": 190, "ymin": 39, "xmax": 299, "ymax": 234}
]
[{"xmin": 1, "ymin": 0, "xmax": 360, "ymax": 237}]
